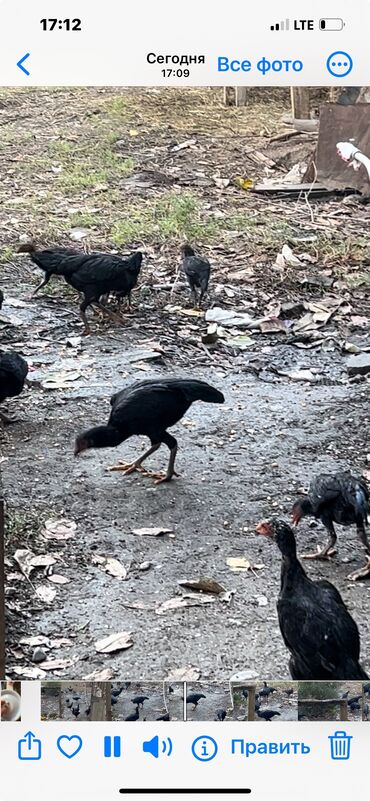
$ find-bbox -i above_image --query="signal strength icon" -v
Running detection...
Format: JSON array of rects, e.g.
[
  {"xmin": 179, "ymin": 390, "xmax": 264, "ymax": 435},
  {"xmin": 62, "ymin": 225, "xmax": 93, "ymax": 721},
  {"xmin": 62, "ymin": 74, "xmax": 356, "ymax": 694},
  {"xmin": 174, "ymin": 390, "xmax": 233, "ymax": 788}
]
[{"xmin": 270, "ymin": 18, "xmax": 290, "ymax": 31}]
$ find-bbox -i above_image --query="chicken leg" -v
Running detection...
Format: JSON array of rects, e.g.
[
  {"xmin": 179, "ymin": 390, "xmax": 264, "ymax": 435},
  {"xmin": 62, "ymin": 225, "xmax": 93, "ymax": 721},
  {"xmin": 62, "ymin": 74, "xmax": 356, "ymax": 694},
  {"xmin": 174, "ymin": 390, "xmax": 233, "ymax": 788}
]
[
  {"xmin": 301, "ymin": 521, "xmax": 337, "ymax": 560},
  {"xmin": 347, "ymin": 557, "xmax": 370, "ymax": 581},
  {"xmin": 108, "ymin": 442, "xmax": 161, "ymax": 476}
]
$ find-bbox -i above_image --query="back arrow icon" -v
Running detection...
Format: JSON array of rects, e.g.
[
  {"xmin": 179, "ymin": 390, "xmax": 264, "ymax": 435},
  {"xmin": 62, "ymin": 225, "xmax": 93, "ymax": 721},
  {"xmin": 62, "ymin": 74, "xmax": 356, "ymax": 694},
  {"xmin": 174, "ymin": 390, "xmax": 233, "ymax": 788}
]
[{"xmin": 17, "ymin": 53, "xmax": 30, "ymax": 76}]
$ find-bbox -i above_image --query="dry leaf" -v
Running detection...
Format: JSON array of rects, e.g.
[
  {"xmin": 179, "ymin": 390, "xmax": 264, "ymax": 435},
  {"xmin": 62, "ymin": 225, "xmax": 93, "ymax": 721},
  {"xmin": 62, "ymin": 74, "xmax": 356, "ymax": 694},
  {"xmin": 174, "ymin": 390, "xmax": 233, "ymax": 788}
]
[
  {"xmin": 92, "ymin": 554, "xmax": 127, "ymax": 580},
  {"xmin": 166, "ymin": 666, "xmax": 201, "ymax": 681},
  {"xmin": 35, "ymin": 586, "xmax": 57, "ymax": 604},
  {"xmin": 156, "ymin": 594, "xmax": 215, "ymax": 614},
  {"xmin": 19, "ymin": 635, "xmax": 51, "ymax": 647},
  {"xmin": 95, "ymin": 631, "xmax": 133, "ymax": 654},
  {"xmin": 8, "ymin": 666, "xmax": 46, "ymax": 679},
  {"xmin": 226, "ymin": 557, "xmax": 265, "ymax": 575},
  {"xmin": 41, "ymin": 518, "xmax": 77, "ymax": 541},
  {"xmin": 132, "ymin": 526, "xmax": 174, "ymax": 538},
  {"xmin": 38, "ymin": 658, "xmax": 77, "ymax": 670},
  {"xmin": 178, "ymin": 576, "xmax": 226, "ymax": 595},
  {"xmin": 41, "ymin": 370, "xmax": 82, "ymax": 390},
  {"xmin": 47, "ymin": 574, "xmax": 71, "ymax": 585},
  {"xmin": 84, "ymin": 668, "xmax": 115, "ymax": 681}
]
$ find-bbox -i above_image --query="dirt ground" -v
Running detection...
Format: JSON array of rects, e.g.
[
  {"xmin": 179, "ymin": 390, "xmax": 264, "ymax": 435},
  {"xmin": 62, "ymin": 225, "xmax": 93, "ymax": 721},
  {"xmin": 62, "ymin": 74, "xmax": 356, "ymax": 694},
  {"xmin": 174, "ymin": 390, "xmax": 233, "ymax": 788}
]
[{"xmin": 1, "ymin": 87, "xmax": 370, "ymax": 683}]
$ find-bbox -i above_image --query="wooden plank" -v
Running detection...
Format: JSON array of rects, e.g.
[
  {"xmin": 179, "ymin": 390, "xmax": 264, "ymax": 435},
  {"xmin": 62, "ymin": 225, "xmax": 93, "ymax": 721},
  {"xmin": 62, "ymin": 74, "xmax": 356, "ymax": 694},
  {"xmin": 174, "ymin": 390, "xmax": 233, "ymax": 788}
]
[{"xmin": 290, "ymin": 87, "xmax": 311, "ymax": 119}]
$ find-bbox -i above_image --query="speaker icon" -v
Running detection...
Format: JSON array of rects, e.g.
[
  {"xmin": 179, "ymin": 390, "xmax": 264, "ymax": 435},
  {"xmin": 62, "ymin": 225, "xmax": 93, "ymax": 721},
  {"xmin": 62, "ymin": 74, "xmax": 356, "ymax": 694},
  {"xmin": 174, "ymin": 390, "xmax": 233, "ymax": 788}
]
[{"xmin": 142, "ymin": 735, "xmax": 173, "ymax": 759}]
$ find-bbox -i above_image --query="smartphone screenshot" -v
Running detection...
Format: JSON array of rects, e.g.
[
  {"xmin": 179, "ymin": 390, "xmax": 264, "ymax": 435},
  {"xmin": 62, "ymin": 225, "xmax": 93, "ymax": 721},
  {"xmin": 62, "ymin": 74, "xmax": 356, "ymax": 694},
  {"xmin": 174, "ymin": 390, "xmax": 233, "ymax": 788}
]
[{"xmin": 0, "ymin": 1, "xmax": 369, "ymax": 799}]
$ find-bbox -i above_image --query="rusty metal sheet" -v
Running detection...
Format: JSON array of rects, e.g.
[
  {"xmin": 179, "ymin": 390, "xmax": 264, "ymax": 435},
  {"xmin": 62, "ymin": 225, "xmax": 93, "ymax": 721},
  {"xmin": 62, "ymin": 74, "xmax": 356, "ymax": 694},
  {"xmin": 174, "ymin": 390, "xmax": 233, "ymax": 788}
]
[{"xmin": 317, "ymin": 103, "xmax": 370, "ymax": 193}]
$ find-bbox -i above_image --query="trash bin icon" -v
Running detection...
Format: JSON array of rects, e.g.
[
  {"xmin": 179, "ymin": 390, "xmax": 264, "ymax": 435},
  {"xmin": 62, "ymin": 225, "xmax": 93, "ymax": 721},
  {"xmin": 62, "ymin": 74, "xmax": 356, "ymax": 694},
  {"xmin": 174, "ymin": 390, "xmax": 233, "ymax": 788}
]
[{"xmin": 328, "ymin": 731, "xmax": 352, "ymax": 760}]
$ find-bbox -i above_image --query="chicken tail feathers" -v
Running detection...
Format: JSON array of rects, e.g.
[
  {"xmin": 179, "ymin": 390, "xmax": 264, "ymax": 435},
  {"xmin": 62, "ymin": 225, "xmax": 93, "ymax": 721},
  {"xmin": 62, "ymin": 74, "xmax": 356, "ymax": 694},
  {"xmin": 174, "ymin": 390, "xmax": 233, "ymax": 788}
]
[{"xmin": 354, "ymin": 485, "xmax": 369, "ymax": 524}]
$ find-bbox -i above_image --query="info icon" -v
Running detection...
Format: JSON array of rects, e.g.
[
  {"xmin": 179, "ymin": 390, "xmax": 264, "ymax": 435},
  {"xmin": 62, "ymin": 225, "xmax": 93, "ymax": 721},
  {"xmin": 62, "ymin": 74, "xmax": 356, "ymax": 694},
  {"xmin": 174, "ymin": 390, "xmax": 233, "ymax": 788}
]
[{"xmin": 191, "ymin": 735, "xmax": 218, "ymax": 762}]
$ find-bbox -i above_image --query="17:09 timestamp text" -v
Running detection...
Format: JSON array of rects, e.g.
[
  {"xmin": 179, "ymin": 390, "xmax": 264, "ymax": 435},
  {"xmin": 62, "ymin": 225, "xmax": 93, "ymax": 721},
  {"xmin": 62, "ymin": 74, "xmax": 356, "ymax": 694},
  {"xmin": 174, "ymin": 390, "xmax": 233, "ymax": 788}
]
[{"xmin": 161, "ymin": 69, "xmax": 190, "ymax": 77}]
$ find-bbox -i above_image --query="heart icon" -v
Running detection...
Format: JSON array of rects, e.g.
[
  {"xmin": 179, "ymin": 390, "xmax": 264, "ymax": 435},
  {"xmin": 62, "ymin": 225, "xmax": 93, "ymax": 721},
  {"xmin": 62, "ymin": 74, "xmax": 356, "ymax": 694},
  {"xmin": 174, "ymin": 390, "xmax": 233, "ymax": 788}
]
[{"xmin": 57, "ymin": 735, "xmax": 83, "ymax": 759}]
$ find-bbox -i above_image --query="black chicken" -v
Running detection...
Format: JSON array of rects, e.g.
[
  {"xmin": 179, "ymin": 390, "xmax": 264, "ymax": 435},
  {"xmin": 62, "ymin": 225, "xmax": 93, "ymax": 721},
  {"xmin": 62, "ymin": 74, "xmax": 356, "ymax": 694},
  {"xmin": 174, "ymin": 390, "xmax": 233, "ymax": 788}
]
[
  {"xmin": 19, "ymin": 243, "xmax": 143, "ymax": 333},
  {"xmin": 74, "ymin": 378, "xmax": 224, "ymax": 484},
  {"xmin": 156, "ymin": 712, "xmax": 170, "ymax": 721},
  {"xmin": 258, "ymin": 682, "xmax": 277, "ymax": 699},
  {"xmin": 255, "ymin": 707, "xmax": 280, "ymax": 722},
  {"xmin": 0, "ymin": 352, "xmax": 29, "ymax": 423},
  {"xmin": 292, "ymin": 471, "xmax": 370, "ymax": 580},
  {"xmin": 181, "ymin": 244, "xmax": 211, "ymax": 307},
  {"xmin": 131, "ymin": 695, "xmax": 149, "ymax": 708},
  {"xmin": 125, "ymin": 706, "xmax": 139, "ymax": 721},
  {"xmin": 186, "ymin": 693, "xmax": 206, "ymax": 710},
  {"xmin": 215, "ymin": 708, "xmax": 227, "ymax": 721},
  {"xmin": 256, "ymin": 518, "xmax": 368, "ymax": 680},
  {"xmin": 71, "ymin": 702, "xmax": 80, "ymax": 718}
]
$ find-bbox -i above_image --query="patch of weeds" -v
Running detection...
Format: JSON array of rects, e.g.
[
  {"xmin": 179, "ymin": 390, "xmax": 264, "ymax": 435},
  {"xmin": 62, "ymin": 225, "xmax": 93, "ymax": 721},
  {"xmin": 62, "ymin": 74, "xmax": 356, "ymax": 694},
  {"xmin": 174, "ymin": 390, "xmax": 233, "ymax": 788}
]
[{"xmin": 112, "ymin": 192, "xmax": 219, "ymax": 245}]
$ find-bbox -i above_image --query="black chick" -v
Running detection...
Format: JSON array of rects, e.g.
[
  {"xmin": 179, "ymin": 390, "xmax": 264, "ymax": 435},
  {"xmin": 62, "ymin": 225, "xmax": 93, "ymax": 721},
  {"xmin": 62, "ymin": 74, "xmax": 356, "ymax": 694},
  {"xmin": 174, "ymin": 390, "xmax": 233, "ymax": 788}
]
[
  {"xmin": 186, "ymin": 693, "xmax": 206, "ymax": 710},
  {"xmin": 256, "ymin": 707, "xmax": 280, "ymax": 722},
  {"xmin": 292, "ymin": 471, "xmax": 370, "ymax": 580},
  {"xmin": 131, "ymin": 695, "xmax": 149, "ymax": 708},
  {"xmin": 258, "ymin": 682, "xmax": 277, "ymax": 699},
  {"xmin": 125, "ymin": 705, "xmax": 139, "ymax": 721},
  {"xmin": 74, "ymin": 378, "xmax": 224, "ymax": 484},
  {"xmin": 241, "ymin": 688, "xmax": 249, "ymax": 701},
  {"xmin": 71, "ymin": 702, "xmax": 80, "ymax": 718},
  {"xmin": 256, "ymin": 518, "xmax": 368, "ymax": 681},
  {"xmin": 19, "ymin": 243, "xmax": 143, "ymax": 334},
  {"xmin": 181, "ymin": 244, "xmax": 211, "ymax": 307},
  {"xmin": 0, "ymin": 352, "xmax": 29, "ymax": 423},
  {"xmin": 215, "ymin": 708, "xmax": 227, "ymax": 721},
  {"xmin": 347, "ymin": 694, "xmax": 362, "ymax": 705},
  {"xmin": 156, "ymin": 712, "xmax": 170, "ymax": 721},
  {"xmin": 111, "ymin": 688, "xmax": 123, "ymax": 698},
  {"xmin": 284, "ymin": 687, "xmax": 294, "ymax": 697}
]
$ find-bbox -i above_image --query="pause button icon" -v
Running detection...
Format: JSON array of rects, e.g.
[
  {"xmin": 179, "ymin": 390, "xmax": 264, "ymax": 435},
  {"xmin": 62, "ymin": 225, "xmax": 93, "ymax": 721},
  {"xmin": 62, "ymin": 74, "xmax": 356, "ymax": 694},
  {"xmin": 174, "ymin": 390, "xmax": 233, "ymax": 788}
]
[{"xmin": 104, "ymin": 736, "xmax": 121, "ymax": 758}]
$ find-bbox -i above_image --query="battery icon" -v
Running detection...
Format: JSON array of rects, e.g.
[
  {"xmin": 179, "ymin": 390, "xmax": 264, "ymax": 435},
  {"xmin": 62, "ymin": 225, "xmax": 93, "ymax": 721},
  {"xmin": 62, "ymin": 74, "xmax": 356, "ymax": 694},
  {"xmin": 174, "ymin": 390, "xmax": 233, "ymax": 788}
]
[{"xmin": 319, "ymin": 18, "xmax": 345, "ymax": 30}]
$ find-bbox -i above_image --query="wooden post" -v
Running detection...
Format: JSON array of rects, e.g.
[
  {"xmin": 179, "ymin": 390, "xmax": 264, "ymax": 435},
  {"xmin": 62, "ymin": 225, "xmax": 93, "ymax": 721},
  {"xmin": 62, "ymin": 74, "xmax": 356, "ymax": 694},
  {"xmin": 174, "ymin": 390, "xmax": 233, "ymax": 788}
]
[
  {"xmin": 223, "ymin": 87, "xmax": 236, "ymax": 106},
  {"xmin": 236, "ymin": 87, "xmax": 248, "ymax": 107},
  {"xmin": 290, "ymin": 87, "xmax": 311, "ymax": 119},
  {"xmin": 340, "ymin": 700, "xmax": 348, "ymax": 721},
  {"xmin": 91, "ymin": 682, "xmax": 110, "ymax": 721},
  {"xmin": 248, "ymin": 686, "xmax": 256, "ymax": 720}
]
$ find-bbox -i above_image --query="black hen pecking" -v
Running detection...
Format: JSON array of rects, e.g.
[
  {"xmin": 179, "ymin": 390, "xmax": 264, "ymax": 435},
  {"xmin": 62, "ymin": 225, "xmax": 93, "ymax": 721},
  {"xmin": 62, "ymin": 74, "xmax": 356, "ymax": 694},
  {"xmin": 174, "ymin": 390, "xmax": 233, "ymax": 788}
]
[
  {"xmin": 0, "ymin": 352, "xmax": 29, "ymax": 423},
  {"xmin": 181, "ymin": 244, "xmax": 211, "ymax": 307},
  {"xmin": 292, "ymin": 471, "xmax": 370, "ymax": 580},
  {"xmin": 74, "ymin": 378, "xmax": 224, "ymax": 484},
  {"xmin": 256, "ymin": 517, "xmax": 368, "ymax": 681},
  {"xmin": 19, "ymin": 243, "xmax": 143, "ymax": 333}
]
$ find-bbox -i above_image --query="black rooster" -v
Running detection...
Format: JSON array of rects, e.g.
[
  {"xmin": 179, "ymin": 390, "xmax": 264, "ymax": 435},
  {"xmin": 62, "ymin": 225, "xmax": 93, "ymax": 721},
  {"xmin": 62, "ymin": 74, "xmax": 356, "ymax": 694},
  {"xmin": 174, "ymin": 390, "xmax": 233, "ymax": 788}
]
[
  {"xmin": 74, "ymin": 378, "xmax": 224, "ymax": 484},
  {"xmin": 186, "ymin": 693, "xmax": 206, "ymax": 710},
  {"xmin": 19, "ymin": 243, "xmax": 142, "ymax": 333},
  {"xmin": 181, "ymin": 244, "xmax": 211, "ymax": 307},
  {"xmin": 292, "ymin": 471, "xmax": 370, "ymax": 580},
  {"xmin": 256, "ymin": 518, "xmax": 368, "ymax": 680},
  {"xmin": 0, "ymin": 352, "xmax": 29, "ymax": 423}
]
